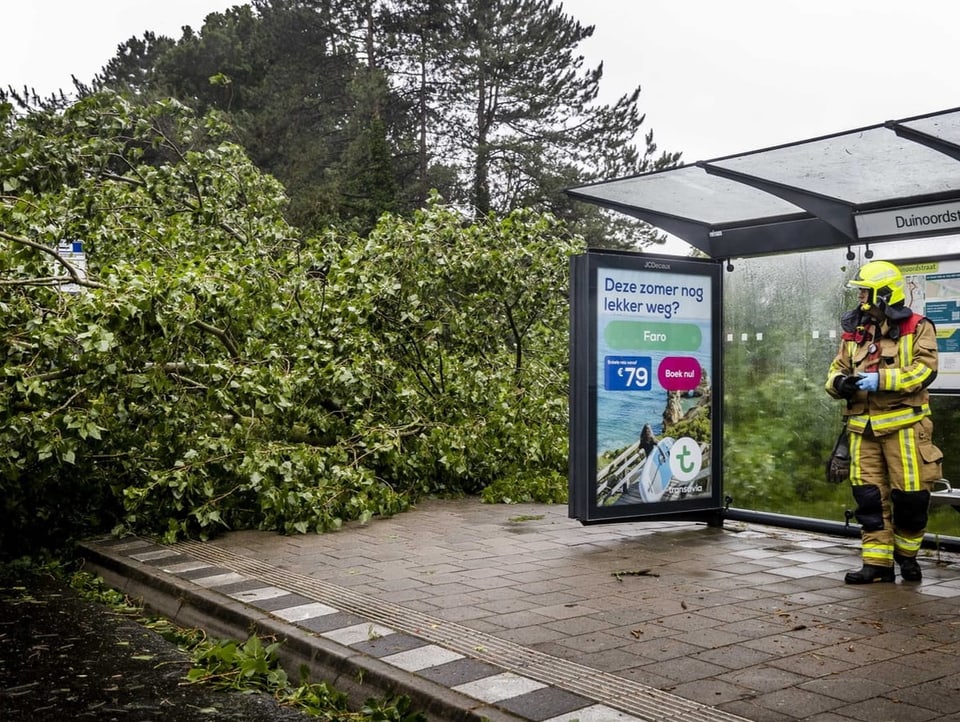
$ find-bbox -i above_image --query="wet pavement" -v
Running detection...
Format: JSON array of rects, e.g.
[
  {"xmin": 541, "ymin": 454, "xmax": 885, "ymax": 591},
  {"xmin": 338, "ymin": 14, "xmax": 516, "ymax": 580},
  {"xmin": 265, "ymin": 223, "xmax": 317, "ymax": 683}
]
[
  {"xmin": 79, "ymin": 497, "xmax": 960, "ymax": 721},
  {"xmin": 0, "ymin": 572, "xmax": 310, "ymax": 721}
]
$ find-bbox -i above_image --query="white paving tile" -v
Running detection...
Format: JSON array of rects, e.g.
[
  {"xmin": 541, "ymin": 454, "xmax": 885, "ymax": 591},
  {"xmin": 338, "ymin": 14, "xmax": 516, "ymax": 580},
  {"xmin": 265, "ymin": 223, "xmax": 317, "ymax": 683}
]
[
  {"xmin": 919, "ymin": 584, "xmax": 960, "ymax": 597},
  {"xmin": 162, "ymin": 561, "xmax": 212, "ymax": 574},
  {"xmin": 452, "ymin": 671, "xmax": 547, "ymax": 703},
  {"xmin": 227, "ymin": 586, "xmax": 292, "ymax": 603},
  {"xmin": 192, "ymin": 572, "xmax": 247, "ymax": 588},
  {"xmin": 272, "ymin": 602, "xmax": 338, "ymax": 622},
  {"xmin": 381, "ymin": 644, "xmax": 463, "ymax": 672},
  {"xmin": 322, "ymin": 623, "xmax": 395, "ymax": 646},
  {"xmin": 543, "ymin": 704, "xmax": 644, "ymax": 722},
  {"xmin": 129, "ymin": 549, "xmax": 181, "ymax": 562}
]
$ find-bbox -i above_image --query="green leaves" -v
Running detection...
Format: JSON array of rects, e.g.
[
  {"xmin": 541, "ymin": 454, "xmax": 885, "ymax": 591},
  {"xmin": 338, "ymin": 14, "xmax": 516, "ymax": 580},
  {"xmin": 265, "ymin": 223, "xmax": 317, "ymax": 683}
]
[
  {"xmin": 1, "ymin": 92, "xmax": 581, "ymax": 557},
  {"xmin": 187, "ymin": 635, "xmax": 288, "ymax": 691},
  {"xmin": 183, "ymin": 631, "xmax": 425, "ymax": 720}
]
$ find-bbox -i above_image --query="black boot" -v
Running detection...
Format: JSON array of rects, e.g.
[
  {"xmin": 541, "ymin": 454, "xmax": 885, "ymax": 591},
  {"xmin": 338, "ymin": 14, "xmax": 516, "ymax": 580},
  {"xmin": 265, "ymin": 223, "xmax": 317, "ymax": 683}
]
[
  {"xmin": 844, "ymin": 564, "xmax": 895, "ymax": 584},
  {"xmin": 895, "ymin": 553, "xmax": 922, "ymax": 582}
]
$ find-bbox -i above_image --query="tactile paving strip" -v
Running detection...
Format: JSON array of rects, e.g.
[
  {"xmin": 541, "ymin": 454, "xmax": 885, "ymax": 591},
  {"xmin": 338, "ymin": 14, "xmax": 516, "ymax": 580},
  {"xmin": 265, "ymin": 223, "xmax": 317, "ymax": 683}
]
[{"xmin": 156, "ymin": 537, "xmax": 750, "ymax": 722}]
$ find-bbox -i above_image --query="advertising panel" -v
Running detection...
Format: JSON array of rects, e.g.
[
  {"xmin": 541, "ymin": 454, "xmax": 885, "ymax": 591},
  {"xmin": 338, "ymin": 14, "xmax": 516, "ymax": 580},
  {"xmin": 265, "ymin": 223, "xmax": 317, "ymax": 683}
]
[
  {"xmin": 900, "ymin": 256, "xmax": 960, "ymax": 393},
  {"xmin": 569, "ymin": 250, "xmax": 723, "ymax": 524}
]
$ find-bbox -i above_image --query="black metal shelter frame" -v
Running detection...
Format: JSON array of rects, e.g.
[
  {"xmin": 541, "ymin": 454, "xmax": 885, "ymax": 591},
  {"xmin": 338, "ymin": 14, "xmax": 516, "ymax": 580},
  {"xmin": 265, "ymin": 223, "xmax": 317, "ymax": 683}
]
[{"xmin": 566, "ymin": 106, "xmax": 960, "ymax": 261}]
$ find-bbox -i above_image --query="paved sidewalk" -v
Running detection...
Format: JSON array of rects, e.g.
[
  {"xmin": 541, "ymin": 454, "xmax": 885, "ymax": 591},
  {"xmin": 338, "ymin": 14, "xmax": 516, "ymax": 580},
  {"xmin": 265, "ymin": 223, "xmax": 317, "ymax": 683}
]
[{"xmin": 81, "ymin": 498, "xmax": 960, "ymax": 722}]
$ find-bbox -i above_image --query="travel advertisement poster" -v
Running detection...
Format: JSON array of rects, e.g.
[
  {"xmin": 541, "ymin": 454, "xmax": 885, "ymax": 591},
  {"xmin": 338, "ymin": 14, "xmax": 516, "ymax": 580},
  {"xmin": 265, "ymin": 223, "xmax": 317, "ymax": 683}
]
[{"xmin": 569, "ymin": 251, "xmax": 723, "ymax": 524}]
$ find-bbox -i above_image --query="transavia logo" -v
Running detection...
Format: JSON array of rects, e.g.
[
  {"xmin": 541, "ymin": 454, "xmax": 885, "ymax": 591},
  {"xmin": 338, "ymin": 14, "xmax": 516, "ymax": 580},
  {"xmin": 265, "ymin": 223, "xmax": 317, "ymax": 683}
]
[{"xmin": 669, "ymin": 436, "xmax": 702, "ymax": 483}]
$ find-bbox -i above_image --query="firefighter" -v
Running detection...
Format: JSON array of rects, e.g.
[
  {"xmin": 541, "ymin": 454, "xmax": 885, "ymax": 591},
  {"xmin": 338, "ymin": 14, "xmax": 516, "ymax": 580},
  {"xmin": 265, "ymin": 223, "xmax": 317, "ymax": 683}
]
[{"xmin": 825, "ymin": 260, "xmax": 943, "ymax": 584}]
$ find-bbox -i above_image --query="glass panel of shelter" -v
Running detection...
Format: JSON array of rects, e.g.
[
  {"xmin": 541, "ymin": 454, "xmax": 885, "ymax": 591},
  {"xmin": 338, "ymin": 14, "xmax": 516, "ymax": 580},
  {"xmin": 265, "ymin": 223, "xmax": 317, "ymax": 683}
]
[
  {"xmin": 902, "ymin": 108, "xmax": 960, "ymax": 148},
  {"xmin": 569, "ymin": 166, "xmax": 803, "ymax": 226},
  {"xmin": 722, "ymin": 238, "xmax": 960, "ymax": 537},
  {"xmin": 707, "ymin": 125, "xmax": 960, "ymax": 205}
]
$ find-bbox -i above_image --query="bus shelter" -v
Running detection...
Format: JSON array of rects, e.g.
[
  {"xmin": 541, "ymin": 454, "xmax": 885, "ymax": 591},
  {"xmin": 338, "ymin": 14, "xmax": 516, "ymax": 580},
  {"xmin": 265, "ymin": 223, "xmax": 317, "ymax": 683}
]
[{"xmin": 565, "ymin": 106, "xmax": 960, "ymax": 529}]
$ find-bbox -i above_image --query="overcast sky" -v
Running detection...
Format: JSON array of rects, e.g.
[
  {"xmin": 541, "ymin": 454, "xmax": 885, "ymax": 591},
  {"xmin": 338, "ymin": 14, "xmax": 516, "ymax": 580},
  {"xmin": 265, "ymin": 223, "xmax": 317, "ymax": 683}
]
[
  {"xmin": 564, "ymin": 0, "xmax": 960, "ymax": 162},
  {"xmin": 3, "ymin": 0, "xmax": 958, "ymax": 164}
]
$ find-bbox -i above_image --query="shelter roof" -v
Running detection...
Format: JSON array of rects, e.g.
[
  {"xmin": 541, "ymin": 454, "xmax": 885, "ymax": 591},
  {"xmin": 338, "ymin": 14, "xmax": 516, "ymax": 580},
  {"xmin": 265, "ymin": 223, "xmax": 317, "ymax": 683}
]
[{"xmin": 565, "ymin": 106, "xmax": 960, "ymax": 259}]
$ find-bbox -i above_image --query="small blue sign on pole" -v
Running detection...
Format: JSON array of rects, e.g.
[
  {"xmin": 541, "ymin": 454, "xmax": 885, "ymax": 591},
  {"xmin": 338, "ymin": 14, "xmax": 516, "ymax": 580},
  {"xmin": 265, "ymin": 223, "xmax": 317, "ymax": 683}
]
[{"xmin": 54, "ymin": 240, "xmax": 87, "ymax": 294}]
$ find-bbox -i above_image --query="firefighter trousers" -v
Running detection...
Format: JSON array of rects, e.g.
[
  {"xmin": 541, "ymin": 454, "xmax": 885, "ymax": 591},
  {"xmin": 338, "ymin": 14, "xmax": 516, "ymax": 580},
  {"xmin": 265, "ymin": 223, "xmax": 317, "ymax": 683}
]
[{"xmin": 849, "ymin": 417, "xmax": 942, "ymax": 567}]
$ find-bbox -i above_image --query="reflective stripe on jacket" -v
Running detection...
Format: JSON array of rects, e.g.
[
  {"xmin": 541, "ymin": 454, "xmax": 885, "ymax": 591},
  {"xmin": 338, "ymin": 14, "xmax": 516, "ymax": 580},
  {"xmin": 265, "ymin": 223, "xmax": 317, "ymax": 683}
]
[{"xmin": 825, "ymin": 313, "xmax": 938, "ymax": 435}]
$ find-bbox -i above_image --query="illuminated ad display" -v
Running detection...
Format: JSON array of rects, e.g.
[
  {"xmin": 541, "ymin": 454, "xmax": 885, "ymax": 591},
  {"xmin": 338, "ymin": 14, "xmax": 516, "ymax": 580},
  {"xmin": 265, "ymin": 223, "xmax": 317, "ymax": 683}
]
[{"xmin": 569, "ymin": 250, "xmax": 723, "ymax": 524}]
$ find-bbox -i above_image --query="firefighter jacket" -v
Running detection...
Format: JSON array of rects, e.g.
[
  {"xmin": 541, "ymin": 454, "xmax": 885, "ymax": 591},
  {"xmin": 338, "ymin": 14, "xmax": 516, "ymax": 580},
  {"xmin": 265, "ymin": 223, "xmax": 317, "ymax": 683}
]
[{"xmin": 825, "ymin": 309, "xmax": 938, "ymax": 436}]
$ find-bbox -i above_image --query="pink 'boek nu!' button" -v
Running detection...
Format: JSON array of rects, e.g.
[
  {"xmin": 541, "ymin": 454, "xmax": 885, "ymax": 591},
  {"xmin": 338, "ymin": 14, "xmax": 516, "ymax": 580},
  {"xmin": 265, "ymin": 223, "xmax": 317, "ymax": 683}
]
[{"xmin": 658, "ymin": 356, "xmax": 702, "ymax": 392}]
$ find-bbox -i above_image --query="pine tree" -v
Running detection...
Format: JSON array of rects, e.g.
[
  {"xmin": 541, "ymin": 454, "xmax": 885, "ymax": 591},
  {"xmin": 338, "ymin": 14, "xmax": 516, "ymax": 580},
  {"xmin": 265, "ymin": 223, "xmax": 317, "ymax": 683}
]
[
  {"xmin": 91, "ymin": 0, "xmax": 679, "ymax": 246},
  {"xmin": 448, "ymin": 2, "xmax": 675, "ymax": 202},
  {"xmin": 95, "ymin": 1, "xmax": 371, "ymax": 232}
]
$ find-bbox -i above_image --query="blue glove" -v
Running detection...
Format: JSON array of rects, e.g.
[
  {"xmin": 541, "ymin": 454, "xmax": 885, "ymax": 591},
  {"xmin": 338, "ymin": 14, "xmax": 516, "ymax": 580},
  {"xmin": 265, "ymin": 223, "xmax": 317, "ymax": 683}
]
[{"xmin": 856, "ymin": 372, "xmax": 879, "ymax": 392}]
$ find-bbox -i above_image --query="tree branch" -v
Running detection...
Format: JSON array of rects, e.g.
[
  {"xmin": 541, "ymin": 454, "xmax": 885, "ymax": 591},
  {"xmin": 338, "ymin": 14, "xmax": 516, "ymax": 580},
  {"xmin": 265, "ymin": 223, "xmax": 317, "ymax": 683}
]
[
  {"xmin": 219, "ymin": 221, "xmax": 244, "ymax": 244},
  {"xmin": 0, "ymin": 276, "xmax": 72, "ymax": 287},
  {"xmin": 190, "ymin": 319, "xmax": 240, "ymax": 357},
  {"xmin": 24, "ymin": 368, "xmax": 79, "ymax": 383},
  {"xmin": 100, "ymin": 170, "xmax": 146, "ymax": 187}
]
